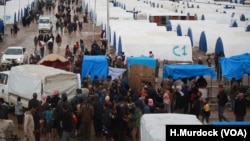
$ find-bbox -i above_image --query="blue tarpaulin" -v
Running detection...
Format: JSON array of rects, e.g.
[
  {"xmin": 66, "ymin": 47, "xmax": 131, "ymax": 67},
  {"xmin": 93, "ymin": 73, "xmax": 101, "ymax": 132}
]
[
  {"xmin": 14, "ymin": 12, "xmax": 17, "ymax": 23},
  {"xmin": 220, "ymin": 53, "xmax": 250, "ymax": 80},
  {"xmin": 187, "ymin": 28, "xmax": 193, "ymax": 47},
  {"xmin": 176, "ymin": 24, "xmax": 182, "ymax": 36},
  {"xmin": 163, "ymin": 64, "xmax": 217, "ymax": 80},
  {"xmin": 113, "ymin": 31, "xmax": 116, "ymax": 50},
  {"xmin": 246, "ymin": 24, "xmax": 250, "ymax": 32},
  {"xmin": 118, "ymin": 36, "xmax": 122, "ymax": 56},
  {"xmin": 166, "ymin": 21, "xmax": 172, "ymax": 31},
  {"xmin": 81, "ymin": 55, "xmax": 108, "ymax": 81},
  {"xmin": 212, "ymin": 121, "xmax": 250, "ymax": 125},
  {"xmin": 127, "ymin": 56, "xmax": 157, "ymax": 69},
  {"xmin": 215, "ymin": 37, "xmax": 224, "ymax": 55},
  {"xmin": 201, "ymin": 14, "xmax": 205, "ymax": 20},
  {"xmin": 199, "ymin": 31, "xmax": 207, "ymax": 52},
  {"xmin": 0, "ymin": 19, "xmax": 4, "ymax": 35}
]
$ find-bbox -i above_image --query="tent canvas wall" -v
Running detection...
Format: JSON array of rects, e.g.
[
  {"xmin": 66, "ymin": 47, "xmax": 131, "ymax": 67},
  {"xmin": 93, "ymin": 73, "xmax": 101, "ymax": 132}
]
[
  {"xmin": 81, "ymin": 55, "xmax": 108, "ymax": 81},
  {"xmin": 121, "ymin": 35, "xmax": 193, "ymax": 62},
  {"xmin": 215, "ymin": 36, "xmax": 250, "ymax": 57},
  {"xmin": 140, "ymin": 113, "xmax": 202, "ymax": 141}
]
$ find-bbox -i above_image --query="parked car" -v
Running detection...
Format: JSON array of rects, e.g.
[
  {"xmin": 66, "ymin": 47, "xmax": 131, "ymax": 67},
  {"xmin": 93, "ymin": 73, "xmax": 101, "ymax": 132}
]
[{"xmin": 0, "ymin": 46, "xmax": 29, "ymax": 66}]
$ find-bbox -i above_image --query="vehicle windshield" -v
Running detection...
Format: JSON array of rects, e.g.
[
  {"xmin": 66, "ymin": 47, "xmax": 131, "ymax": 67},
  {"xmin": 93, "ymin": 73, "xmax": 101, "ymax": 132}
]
[
  {"xmin": 39, "ymin": 19, "xmax": 50, "ymax": 24},
  {"xmin": 5, "ymin": 48, "xmax": 23, "ymax": 55}
]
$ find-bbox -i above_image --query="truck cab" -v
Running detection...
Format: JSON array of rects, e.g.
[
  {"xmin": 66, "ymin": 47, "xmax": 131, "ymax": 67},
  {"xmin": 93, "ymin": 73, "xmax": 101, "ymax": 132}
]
[{"xmin": 0, "ymin": 71, "xmax": 9, "ymax": 103}]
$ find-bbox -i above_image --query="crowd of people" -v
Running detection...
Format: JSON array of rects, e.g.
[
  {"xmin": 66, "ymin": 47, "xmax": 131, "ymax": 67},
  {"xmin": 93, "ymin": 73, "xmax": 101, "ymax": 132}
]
[
  {"xmin": 0, "ymin": 70, "xmax": 248, "ymax": 141},
  {"xmin": 0, "ymin": 0, "xmax": 249, "ymax": 141}
]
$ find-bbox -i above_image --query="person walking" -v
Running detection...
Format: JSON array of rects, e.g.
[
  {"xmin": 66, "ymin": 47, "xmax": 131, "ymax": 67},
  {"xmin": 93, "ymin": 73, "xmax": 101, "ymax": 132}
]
[
  {"xmin": 217, "ymin": 84, "xmax": 229, "ymax": 122},
  {"xmin": 24, "ymin": 104, "xmax": 37, "ymax": 141},
  {"xmin": 56, "ymin": 33, "xmax": 62, "ymax": 48},
  {"xmin": 38, "ymin": 41, "xmax": 46, "ymax": 58},
  {"xmin": 47, "ymin": 38, "xmax": 54, "ymax": 54},
  {"xmin": 42, "ymin": 105, "xmax": 53, "ymax": 141},
  {"xmin": 234, "ymin": 93, "xmax": 247, "ymax": 121},
  {"xmin": 80, "ymin": 97, "xmax": 94, "ymax": 140},
  {"xmin": 15, "ymin": 96, "xmax": 24, "ymax": 130},
  {"xmin": 62, "ymin": 104, "xmax": 74, "ymax": 141},
  {"xmin": 34, "ymin": 36, "xmax": 39, "ymax": 51},
  {"xmin": 132, "ymin": 101, "xmax": 142, "ymax": 141},
  {"xmin": 0, "ymin": 98, "xmax": 9, "ymax": 119},
  {"xmin": 92, "ymin": 94, "xmax": 103, "ymax": 137}
]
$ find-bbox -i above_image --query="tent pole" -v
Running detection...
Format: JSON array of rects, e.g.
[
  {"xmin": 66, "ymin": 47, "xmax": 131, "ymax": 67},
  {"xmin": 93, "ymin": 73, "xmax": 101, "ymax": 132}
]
[
  {"xmin": 107, "ymin": 0, "xmax": 110, "ymax": 53},
  {"xmin": 247, "ymin": 74, "xmax": 249, "ymax": 86},
  {"xmin": 210, "ymin": 78, "xmax": 212, "ymax": 100}
]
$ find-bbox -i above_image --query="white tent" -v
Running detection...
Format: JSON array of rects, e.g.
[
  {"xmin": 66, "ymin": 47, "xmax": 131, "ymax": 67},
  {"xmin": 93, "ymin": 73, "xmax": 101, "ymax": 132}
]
[
  {"xmin": 0, "ymin": 0, "xmax": 34, "ymax": 24},
  {"xmin": 140, "ymin": 113, "xmax": 202, "ymax": 141},
  {"xmin": 215, "ymin": 36, "xmax": 250, "ymax": 57},
  {"xmin": 199, "ymin": 27, "xmax": 246, "ymax": 53},
  {"xmin": 121, "ymin": 35, "xmax": 193, "ymax": 62}
]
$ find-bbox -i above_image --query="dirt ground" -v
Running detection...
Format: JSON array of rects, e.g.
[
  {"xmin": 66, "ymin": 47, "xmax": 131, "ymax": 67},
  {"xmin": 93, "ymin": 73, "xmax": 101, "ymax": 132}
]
[{"xmin": 0, "ymin": 0, "xmax": 250, "ymax": 141}]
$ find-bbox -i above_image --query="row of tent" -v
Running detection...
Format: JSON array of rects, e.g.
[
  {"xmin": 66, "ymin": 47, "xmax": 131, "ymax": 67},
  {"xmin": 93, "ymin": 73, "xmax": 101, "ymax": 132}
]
[
  {"xmin": 0, "ymin": 0, "xmax": 34, "ymax": 24},
  {"xmin": 82, "ymin": 0, "xmax": 250, "ymax": 81},
  {"xmin": 167, "ymin": 20, "xmax": 250, "ymax": 57}
]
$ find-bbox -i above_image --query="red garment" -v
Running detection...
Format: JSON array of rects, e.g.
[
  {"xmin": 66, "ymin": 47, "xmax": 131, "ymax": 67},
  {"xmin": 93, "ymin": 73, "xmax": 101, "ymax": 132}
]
[
  {"xmin": 76, "ymin": 42, "xmax": 80, "ymax": 49},
  {"xmin": 73, "ymin": 114, "xmax": 78, "ymax": 125}
]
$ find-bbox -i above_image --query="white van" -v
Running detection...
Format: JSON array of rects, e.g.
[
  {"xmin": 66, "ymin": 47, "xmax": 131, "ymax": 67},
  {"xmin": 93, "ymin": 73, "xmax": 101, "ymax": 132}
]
[{"xmin": 38, "ymin": 16, "xmax": 53, "ymax": 33}]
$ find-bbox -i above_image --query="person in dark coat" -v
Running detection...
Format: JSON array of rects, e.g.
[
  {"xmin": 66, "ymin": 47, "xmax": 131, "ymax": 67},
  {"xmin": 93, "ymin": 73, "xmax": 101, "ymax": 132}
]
[
  {"xmin": 47, "ymin": 38, "xmax": 54, "ymax": 54},
  {"xmin": 217, "ymin": 84, "xmax": 229, "ymax": 122},
  {"xmin": 0, "ymin": 98, "xmax": 9, "ymax": 119},
  {"xmin": 234, "ymin": 93, "xmax": 247, "ymax": 121},
  {"xmin": 33, "ymin": 106, "xmax": 41, "ymax": 141},
  {"xmin": 62, "ymin": 104, "xmax": 74, "ymax": 141},
  {"xmin": 28, "ymin": 93, "xmax": 40, "ymax": 110},
  {"xmin": 93, "ymin": 94, "xmax": 103, "ymax": 136}
]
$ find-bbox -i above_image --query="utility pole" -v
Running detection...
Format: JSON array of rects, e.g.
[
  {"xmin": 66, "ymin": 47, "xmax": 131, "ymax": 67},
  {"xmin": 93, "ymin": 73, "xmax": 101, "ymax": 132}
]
[
  {"xmin": 107, "ymin": 0, "xmax": 110, "ymax": 53},
  {"xmin": 18, "ymin": 0, "xmax": 20, "ymax": 26},
  {"xmin": 92, "ymin": 0, "xmax": 96, "ymax": 41},
  {"xmin": 3, "ymin": 0, "xmax": 6, "ymax": 24}
]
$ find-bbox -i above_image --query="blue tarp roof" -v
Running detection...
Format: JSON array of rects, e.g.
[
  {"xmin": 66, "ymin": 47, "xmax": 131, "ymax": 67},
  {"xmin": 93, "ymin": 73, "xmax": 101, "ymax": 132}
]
[
  {"xmin": 81, "ymin": 55, "xmax": 108, "ymax": 81},
  {"xmin": 220, "ymin": 53, "xmax": 250, "ymax": 80},
  {"xmin": 212, "ymin": 121, "xmax": 250, "ymax": 125},
  {"xmin": 0, "ymin": 19, "xmax": 4, "ymax": 34},
  {"xmin": 163, "ymin": 64, "xmax": 217, "ymax": 80},
  {"xmin": 127, "ymin": 56, "xmax": 157, "ymax": 69}
]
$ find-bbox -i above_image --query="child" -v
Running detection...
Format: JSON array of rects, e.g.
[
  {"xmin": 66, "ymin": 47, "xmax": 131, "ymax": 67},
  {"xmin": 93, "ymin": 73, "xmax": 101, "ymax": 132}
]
[
  {"xmin": 42, "ymin": 105, "xmax": 53, "ymax": 140},
  {"xmin": 14, "ymin": 96, "xmax": 24, "ymax": 130},
  {"xmin": 201, "ymin": 98, "xmax": 211, "ymax": 124}
]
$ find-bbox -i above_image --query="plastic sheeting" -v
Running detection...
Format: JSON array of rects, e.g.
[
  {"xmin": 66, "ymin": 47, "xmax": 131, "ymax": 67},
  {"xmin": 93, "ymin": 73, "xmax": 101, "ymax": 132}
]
[
  {"xmin": 81, "ymin": 55, "xmax": 109, "ymax": 81},
  {"xmin": 163, "ymin": 64, "xmax": 217, "ymax": 80},
  {"xmin": 127, "ymin": 56, "xmax": 157, "ymax": 69},
  {"xmin": 8, "ymin": 64, "xmax": 78, "ymax": 108},
  {"xmin": 220, "ymin": 53, "xmax": 250, "ymax": 80},
  {"xmin": 140, "ymin": 113, "xmax": 202, "ymax": 141}
]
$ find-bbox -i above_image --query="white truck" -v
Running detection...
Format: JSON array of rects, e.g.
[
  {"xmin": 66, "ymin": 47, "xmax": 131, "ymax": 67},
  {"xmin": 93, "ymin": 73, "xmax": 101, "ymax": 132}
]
[
  {"xmin": 38, "ymin": 16, "xmax": 53, "ymax": 33},
  {"xmin": 0, "ymin": 64, "xmax": 81, "ymax": 108}
]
